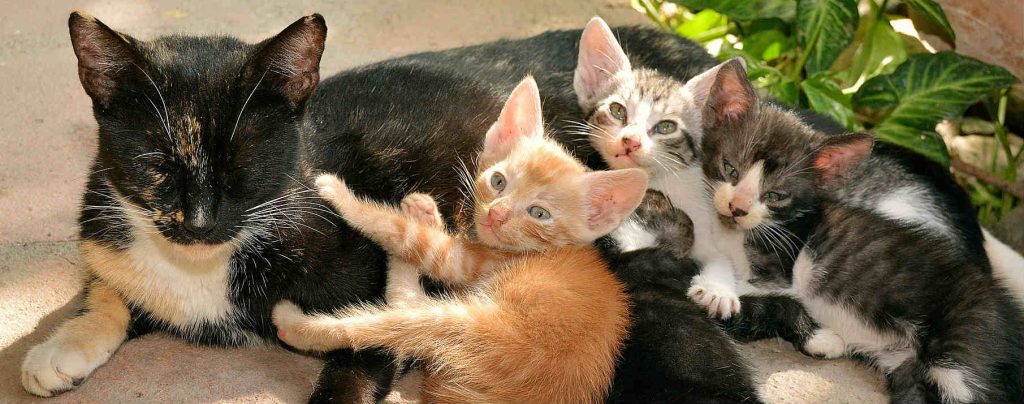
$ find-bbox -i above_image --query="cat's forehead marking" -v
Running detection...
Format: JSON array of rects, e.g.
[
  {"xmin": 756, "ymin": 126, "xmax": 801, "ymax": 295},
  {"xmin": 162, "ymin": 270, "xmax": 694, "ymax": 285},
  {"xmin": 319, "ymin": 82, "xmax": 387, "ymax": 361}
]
[{"xmin": 171, "ymin": 110, "xmax": 206, "ymax": 170}]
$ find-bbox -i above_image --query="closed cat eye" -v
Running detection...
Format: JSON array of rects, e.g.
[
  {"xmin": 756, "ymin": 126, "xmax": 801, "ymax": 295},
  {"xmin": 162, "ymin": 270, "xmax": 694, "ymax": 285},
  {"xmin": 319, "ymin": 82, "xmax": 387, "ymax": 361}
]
[
  {"xmin": 527, "ymin": 206, "xmax": 551, "ymax": 220},
  {"xmin": 653, "ymin": 120, "xmax": 677, "ymax": 135},
  {"xmin": 609, "ymin": 102, "xmax": 627, "ymax": 122},
  {"xmin": 490, "ymin": 172, "xmax": 506, "ymax": 192},
  {"xmin": 762, "ymin": 191, "xmax": 789, "ymax": 203},
  {"xmin": 723, "ymin": 161, "xmax": 738, "ymax": 181}
]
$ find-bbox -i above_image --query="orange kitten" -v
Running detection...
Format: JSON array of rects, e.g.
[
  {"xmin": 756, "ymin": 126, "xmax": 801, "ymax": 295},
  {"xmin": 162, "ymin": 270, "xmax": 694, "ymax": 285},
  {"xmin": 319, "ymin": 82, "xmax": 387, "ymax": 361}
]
[{"xmin": 272, "ymin": 78, "xmax": 646, "ymax": 403}]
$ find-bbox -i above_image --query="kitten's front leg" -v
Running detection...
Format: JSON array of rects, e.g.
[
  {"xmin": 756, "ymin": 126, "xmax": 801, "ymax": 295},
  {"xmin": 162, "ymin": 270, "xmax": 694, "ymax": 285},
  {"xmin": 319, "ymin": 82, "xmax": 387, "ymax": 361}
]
[
  {"xmin": 688, "ymin": 258, "xmax": 741, "ymax": 319},
  {"xmin": 400, "ymin": 192, "xmax": 444, "ymax": 229},
  {"xmin": 21, "ymin": 280, "xmax": 131, "ymax": 397}
]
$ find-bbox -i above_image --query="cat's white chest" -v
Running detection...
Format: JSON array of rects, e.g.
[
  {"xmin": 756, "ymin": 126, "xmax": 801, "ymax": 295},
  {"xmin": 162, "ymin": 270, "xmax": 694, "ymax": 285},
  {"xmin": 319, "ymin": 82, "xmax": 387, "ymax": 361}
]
[
  {"xmin": 789, "ymin": 250, "xmax": 914, "ymax": 370},
  {"xmin": 86, "ymin": 212, "xmax": 244, "ymax": 340}
]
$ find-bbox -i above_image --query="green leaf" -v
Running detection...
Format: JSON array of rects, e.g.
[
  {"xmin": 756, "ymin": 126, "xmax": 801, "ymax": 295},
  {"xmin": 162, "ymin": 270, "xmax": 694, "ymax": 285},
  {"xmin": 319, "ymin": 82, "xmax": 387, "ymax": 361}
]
[
  {"xmin": 853, "ymin": 52, "xmax": 1020, "ymax": 165},
  {"xmin": 671, "ymin": 0, "xmax": 794, "ymax": 22},
  {"xmin": 837, "ymin": 17, "xmax": 908, "ymax": 90},
  {"xmin": 675, "ymin": 9, "xmax": 729, "ymax": 41},
  {"xmin": 744, "ymin": 28, "xmax": 791, "ymax": 61},
  {"xmin": 801, "ymin": 73, "xmax": 859, "ymax": 130},
  {"xmin": 904, "ymin": 0, "xmax": 956, "ymax": 45},
  {"xmin": 796, "ymin": 0, "xmax": 859, "ymax": 74}
]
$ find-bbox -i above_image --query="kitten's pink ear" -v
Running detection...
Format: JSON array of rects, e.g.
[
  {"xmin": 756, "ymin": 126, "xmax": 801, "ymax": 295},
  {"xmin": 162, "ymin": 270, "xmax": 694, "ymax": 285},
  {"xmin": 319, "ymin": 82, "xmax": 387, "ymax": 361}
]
[
  {"xmin": 68, "ymin": 11, "xmax": 146, "ymax": 108},
  {"xmin": 582, "ymin": 168, "xmax": 649, "ymax": 238},
  {"xmin": 243, "ymin": 14, "xmax": 327, "ymax": 105},
  {"xmin": 814, "ymin": 132, "xmax": 874, "ymax": 188},
  {"xmin": 481, "ymin": 77, "xmax": 544, "ymax": 165},
  {"xmin": 574, "ymin": 17, "xmax": 632, "ymax": 107},
  {"xmin": 685, "ymin": 58, "xmax": 758, "ymax": 129}
]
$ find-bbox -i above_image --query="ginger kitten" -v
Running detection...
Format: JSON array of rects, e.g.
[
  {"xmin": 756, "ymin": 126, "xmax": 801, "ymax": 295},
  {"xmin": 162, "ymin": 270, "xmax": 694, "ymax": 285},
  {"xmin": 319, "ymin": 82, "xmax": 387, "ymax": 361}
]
[{"xmin": 273, "ymin": 78, "xmax": 645, "ymax": 403}]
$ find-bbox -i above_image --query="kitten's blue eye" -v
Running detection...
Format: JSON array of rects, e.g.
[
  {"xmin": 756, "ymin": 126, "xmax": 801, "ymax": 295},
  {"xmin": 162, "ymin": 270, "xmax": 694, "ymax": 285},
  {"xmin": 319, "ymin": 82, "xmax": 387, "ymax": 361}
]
[
  {"xmin": 609, "ymin": 102, "xmax": 627, "ymax": 122},
  {"xmin": 723, "ymin": 161, "xmax": 739, "ymax": 181},
  {"xmin": 527, "ymin": 206, "xmax": 551, "ymax": 220},
  {"xmin": 762, "ymin": 191, "xmax": 789, "ymax": 203},
  {"xmin": 490, "ymin": 172, "xmax": 506, "ymax": 192},
  {"xmin": 654, "ymin": 120, "xmax": 677, "ymax": 135}
]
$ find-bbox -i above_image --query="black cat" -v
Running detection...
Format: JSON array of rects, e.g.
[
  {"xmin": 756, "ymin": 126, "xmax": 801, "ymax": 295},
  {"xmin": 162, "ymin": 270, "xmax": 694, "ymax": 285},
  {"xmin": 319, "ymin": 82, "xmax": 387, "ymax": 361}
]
[{"xmin": 24, "ymin": 12, "xmax": 507, "ymax": 402}]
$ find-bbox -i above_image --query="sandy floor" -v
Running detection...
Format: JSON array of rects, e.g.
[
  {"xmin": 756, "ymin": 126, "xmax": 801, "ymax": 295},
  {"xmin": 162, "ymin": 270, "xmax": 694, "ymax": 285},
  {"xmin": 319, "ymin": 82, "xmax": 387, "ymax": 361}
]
[{"xmin": 0, "ymin": 1, "xmax": 886, "ymax": 402}]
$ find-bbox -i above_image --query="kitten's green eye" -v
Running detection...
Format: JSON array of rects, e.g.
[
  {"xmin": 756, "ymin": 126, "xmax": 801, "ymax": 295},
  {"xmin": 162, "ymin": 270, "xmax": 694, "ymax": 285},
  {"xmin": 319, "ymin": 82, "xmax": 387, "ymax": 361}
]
[
  {"xmin": 527, "ymin": 206, "xmax": 551, "ymax": 220},
  {"xmin": 723, "ymin": 161, "xmax": 739, "ymax": 181},
  {"xmin": 490, "ymin": 172, "xmax": 506, "ymax": 192},
  {"xmin": 609, "ymin": 102, "xmax": 627, "ymax": 122},
  {"xmin": 762, "ymin": 191, "xmax": 789, "ymax": 203},
  {"xmin": 654, "ymin": 120, "xmax": 677, "ymax": 135}
]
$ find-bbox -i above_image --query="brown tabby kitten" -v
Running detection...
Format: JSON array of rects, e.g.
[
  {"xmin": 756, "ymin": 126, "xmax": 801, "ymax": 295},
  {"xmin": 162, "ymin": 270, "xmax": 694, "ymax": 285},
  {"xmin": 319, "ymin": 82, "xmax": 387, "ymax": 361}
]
[{"xmin": 272, "ymin": 78, "xmax": 646, "ymax": 403}]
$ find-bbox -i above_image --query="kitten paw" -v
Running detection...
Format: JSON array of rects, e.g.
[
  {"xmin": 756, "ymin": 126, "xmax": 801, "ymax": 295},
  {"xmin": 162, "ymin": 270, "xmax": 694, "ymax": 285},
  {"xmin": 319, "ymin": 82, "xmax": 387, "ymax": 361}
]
[
  {"xmin": 272, "ymin": 300, "xmax": 313, "ymax": 350},
  {"xmin": 272, "ymin": 300, "xmax": 347, "ymax": 352},
  {"xmin": 801, "ymin": 328, "xmax": 846, "ymax": 359},
  {"xmin": 21, "ymin": 335, "xmax": 113, "ymax": 397},
  {"xmin": 315, "ymin": 174, "xmax": 352, "ymax": 202},
  {"xmin": 687, "ymin": 275, "xmax": 741, "ymax": 319},
  {"xmin": 401, "ymin": 193, "xmax": 443, "ymax": 228}
]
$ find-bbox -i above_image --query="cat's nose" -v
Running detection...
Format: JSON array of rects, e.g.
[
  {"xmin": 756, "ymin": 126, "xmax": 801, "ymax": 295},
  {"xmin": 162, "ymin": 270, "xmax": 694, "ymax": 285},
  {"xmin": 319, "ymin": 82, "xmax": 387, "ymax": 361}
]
[
  {"xmin": 728, "ymin": 202, "xmax": 748, "ymax": 218},
  {"xmin": 487, "ymin": 207, "xmax": 509, "ymax": 227},
  {"xmin": 183, "ymin": 210, "xmax": 217, "ymax": 235},
  {"xmin": 622, "ymin": 136, "xmax": 641, "ymax": 152}
]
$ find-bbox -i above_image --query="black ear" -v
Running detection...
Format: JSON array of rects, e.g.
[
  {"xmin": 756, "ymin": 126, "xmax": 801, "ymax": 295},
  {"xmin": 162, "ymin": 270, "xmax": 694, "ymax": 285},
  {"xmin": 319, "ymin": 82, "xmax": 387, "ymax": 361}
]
[
  {"xmin": 242, "ymin": 14, "xmax": 327, "ymax": 106},
  {"xmin": 814, "ymin": 132, "xmax": 874, "ymax": 188},
  {"xmin": 686, "ymin": 58, "xmax": 758, "ymax": 129},
  {"xmin": 68, "ymin": 11, "xmax": 146, "ymax": 107}
]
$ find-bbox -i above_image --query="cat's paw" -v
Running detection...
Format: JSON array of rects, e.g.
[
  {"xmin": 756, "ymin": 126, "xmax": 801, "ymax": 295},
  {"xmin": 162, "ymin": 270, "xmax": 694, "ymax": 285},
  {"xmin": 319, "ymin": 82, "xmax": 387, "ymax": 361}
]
[
  {"xmin": 272, "ymin": 300, "xmax": 345, "ymax": 352},
  {"xmin": 315, "ymin": 174, "xmax": 352, "ymax": 203},
  {"xmin": 272, "ymin": 300, "xmax": 314, "ymax": 350},
  {"xmin": 21, "ymin": 335, "xmax": 113, "ymax": 397},
  {"xmin": 401, "ymin": 193, "xmax": 443, "ymax": 228},
  {"xmin": 801, "ymin": 328, "xmax": 846, "ymax": 359},
  {"xmin": 687, "ymin": 275, "xmax": 741, "ymax": 319}
]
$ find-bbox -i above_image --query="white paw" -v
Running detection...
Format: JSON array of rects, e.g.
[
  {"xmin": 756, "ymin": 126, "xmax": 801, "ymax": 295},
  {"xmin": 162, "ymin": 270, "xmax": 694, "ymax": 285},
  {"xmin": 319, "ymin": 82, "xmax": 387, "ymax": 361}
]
[
  {"xmin": 21, "ymin": 336, "xmax": 112, "ymax": 397},
  {"xmin": 687, "ymin": 275, "xmax": 741, "ymax": 319},
  {"xmin": 401, "ymin": 193, "xmax": 442, "ymax": 227},
  {"xmin": 803, "ymin": 328, "xmax": 846, "ymax": 359},
  {"xmin": 315, "ymin": 173, "xmax": 348, "ymax": 201},
  {"xmin": 272, "ymin": 300, "xmax": 312, "ymax": 350}
]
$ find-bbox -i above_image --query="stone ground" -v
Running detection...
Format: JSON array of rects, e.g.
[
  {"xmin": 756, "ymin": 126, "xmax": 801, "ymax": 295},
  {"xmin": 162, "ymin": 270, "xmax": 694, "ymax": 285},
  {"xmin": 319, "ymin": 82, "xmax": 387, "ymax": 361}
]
[{"xmin": 0, "ymin": 0, "xmax": 908, "ymax": 402}]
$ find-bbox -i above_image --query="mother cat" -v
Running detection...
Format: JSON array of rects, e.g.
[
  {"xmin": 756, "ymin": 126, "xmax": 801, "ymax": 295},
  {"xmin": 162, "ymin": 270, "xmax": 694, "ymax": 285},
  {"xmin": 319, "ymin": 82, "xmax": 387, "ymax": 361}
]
[{"xmin": 24, "ymin": 12, "xmax": 725, "ymax": 402}]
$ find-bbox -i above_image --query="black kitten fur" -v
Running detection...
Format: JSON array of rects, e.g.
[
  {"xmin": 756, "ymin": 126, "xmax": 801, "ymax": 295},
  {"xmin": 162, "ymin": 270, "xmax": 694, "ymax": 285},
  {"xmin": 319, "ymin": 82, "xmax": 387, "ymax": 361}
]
[{"xmin": 607, "ymin": 248, "xmax": 763, "ymax": 404}]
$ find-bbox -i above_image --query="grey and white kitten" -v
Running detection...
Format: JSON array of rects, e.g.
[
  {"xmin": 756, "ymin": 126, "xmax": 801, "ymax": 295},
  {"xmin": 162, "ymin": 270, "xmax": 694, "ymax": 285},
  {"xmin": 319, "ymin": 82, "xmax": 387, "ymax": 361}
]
[
  {"xmin": 697, "ymin": 70, "xmax": 1023, "ymax": 402},
  {"xmin": 575, "ymin": 18, "xmax": 751, "ymax": 318},
  {"xmin": 575, "ymin": 20, "xmax": 1024, "ymax": 316}
]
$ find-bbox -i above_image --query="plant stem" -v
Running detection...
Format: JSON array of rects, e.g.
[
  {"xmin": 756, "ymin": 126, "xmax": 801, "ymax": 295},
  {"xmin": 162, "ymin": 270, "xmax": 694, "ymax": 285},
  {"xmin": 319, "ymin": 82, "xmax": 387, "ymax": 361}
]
[
  {"xmin": 951, "ymin": 156, "xmax": 1024, "ymax": 199},
  {"xmin": 638, "ymin": 0, "xmax": 672, "ymax": 32}
]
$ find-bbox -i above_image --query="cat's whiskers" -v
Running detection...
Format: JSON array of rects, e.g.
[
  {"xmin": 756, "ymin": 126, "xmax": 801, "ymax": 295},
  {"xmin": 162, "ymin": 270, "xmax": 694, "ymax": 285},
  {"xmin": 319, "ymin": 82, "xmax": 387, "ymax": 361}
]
[
  {"xmin": 135, "ymin": 64, "xmax": 172, "ymax": 140},
  {"xmin": 231, "ymin": 70, "xmax": 267, "ymax": 141}
]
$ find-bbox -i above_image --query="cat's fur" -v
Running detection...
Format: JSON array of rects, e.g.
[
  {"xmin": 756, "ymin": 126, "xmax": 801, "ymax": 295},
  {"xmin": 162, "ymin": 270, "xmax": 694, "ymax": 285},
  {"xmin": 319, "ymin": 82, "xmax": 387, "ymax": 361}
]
[
  {"xmin": 273, "ymin": 78, "xmax": 640, "ymax": 403},
  {"xmin": 698, "ymin": 66, "xmax": 1024, "ymax": 402},
  {"xmin": 26, "ymin": 12, "xmax": 522, "ymax": 401},
  {"xmin": 579, "ymin": 26, "xmax": 1024, "ymax": 319},
  {"xmin": 573, "ymin": 19, "xmax": 750, "ymax": 319}
]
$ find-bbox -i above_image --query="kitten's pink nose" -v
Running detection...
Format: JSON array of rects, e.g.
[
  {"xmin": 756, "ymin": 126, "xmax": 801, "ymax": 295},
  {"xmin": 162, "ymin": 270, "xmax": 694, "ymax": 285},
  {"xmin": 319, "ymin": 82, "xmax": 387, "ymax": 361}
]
[
  {"xmin": 622, "ymin": 136, "xmax": 641, "ymax": 153},
  {"xmin": 487, "ymin": 206, "xmax": 510, "ymax": 228},
  {"xmin": 728, "ymin": 200, "xmax": 750, "ymax": 217}
]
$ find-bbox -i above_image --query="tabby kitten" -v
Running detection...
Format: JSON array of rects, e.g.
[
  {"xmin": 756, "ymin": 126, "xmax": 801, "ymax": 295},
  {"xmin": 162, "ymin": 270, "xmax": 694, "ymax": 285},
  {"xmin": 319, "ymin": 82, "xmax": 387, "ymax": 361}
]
[
  {"xmin": 574, "ymin": 18, "xmax": 749, "ymax": 318},
  {"xmin": 699, "ymin": 66, "xmax": 1023, "ymax": 403},
  {"xmin": 578, "ymin": 22, "xmax": 1024, "ymax": 316},
  {"xmin": 274, "ymin": 78, "xmax": 643, "ymax": 403}
]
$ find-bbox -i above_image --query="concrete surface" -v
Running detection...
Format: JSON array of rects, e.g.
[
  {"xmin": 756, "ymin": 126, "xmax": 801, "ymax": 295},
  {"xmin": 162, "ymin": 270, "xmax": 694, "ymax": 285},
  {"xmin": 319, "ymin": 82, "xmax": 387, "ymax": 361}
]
[{"xmin": 0, "ymin": 1, "xmax": 885, "ymax": 403}]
